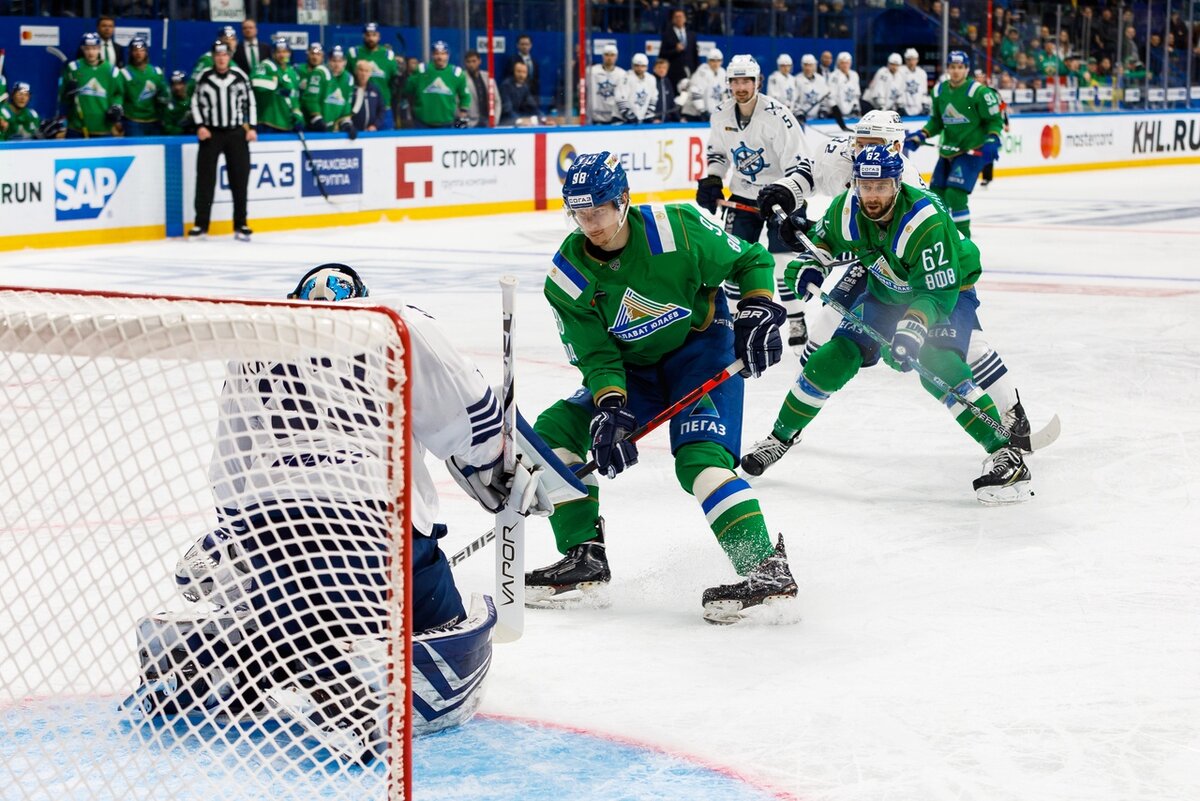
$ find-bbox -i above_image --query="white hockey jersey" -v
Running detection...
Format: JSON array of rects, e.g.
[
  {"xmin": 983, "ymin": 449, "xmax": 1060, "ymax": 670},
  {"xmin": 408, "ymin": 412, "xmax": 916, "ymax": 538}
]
[
  {"xmin": 826, "ymin": 68, "xmax": 862, "ymax": 116},
  {"xmin": 790, "ymin": 134, "xmax": 927, "ymax": 200},
  {"xmin": 209, "ymin": 300, "xmax": 503, "ymax": 537},
  {"xmin": 706, "ymin": 94, "xmax": 809, "ymax": 199},
  {"xmin": 766, "ymin": 70, "xmax": 797, "ymax": 113},
  {"xmin": 617, "ymin": 70, "xmax": 658, "ymax": 123},
  {"xmin": 684, "ymin": 63, "xmax": 727, "ymax": 116},
  {"xmin": 793, "ymin": 72, "xmax": 828, "ymax": 118},
  {"xmin": 864, "ymin": 66, "xmax": 903, "ymax": 112},
  {"xmin": 897, "ymin": 65, "xmax": 930, "ymax": 115},
  {"xmin": 589, "ymin": 64, "xmax": 627, "ymax": 123}
]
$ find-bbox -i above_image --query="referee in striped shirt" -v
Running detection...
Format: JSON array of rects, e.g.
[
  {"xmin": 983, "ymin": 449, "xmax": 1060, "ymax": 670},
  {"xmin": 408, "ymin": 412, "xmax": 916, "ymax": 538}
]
[{"xmin": 190, "ymin": 41, "xmax": 257, "ymax": 240}]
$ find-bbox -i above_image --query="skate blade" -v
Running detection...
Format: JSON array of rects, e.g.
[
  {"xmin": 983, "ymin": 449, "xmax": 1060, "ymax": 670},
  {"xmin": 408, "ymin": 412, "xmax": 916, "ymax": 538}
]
[
  {"xmin": 525, "ymin": 581, "xmax": 611, "ymax": 610},
  {"xmin": 976, "ymin": 482, "xmax": 1034, "ymax": 506},
  {"xmin": 266, "ymin": 689, "xmax": 372, "ymax": 764},
  {"xmin": 703, "ymin": 594, "xmax": 800, "ymax": 626},
  {"xmin": 234, "ymin": 233, "xmax": 251, "ymax": 242}
]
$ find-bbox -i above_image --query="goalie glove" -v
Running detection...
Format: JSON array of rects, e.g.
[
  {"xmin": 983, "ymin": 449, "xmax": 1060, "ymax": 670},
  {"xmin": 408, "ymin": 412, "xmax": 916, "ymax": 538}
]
[{"xmin": 446, "ymin": 454, "xmax": 554, "ymax": 517}]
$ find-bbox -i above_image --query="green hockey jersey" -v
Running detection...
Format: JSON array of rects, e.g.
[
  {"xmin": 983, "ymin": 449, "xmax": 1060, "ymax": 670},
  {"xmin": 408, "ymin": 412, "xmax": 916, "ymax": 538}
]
[
  {"xmin": 787, "ymin": 184, "xmax": 982, "ymax": 326},
  {"xmin": 58, "ymin": 59, "xmax": 124, "ymax": 135},
  {"xmin": 162, "ymin": 85, "xmax": 194, "ymax": 134},
  {"xmin": 0, "ymin": 102, "xmax": 41, "ymax": 140},
  {"xmin": 252, "ymin": 59, "xmax": 302, "ymax": 131},
  {"xmin": 546, "ymin": 203, "xmax": 775, "ymax": 399},
  {"xmin": 403, "ymin": 63, "xmax": 470, "ymax": 126},
  {"xmin": 119, "ymin": 63, "xmax": 169, "ymax": 122},
  {"xmin": 347, "ymin": 45, "xmax": 398, "ymax": 106},
  {"xmin": 923, "ymin": 78, "xmax": 1003, "ymax": 157}
]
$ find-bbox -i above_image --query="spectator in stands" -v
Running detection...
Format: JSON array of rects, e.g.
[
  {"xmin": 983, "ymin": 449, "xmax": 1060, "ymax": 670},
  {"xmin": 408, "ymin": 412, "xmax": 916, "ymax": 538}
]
[
  {"xmin": 404, "ymin": 41, "xmax": 469, "ymax": 129},
  {"xmin": 660, "ymin": 8, "xmax": 699, "ymax": 88},
  {"xmin": 999, "ymin": 27, "xmax": 1022, "ymax": 70},
  {"xmin": 822, "ymin": 0, "xmax": 851, "ymax": 39},
  {"xmin": 818, "ymin": 50, "xmax": 834, "ymax": 77},
  {"xmin": 1093, "ymin": 8, "xmax": 1117, "ymax": 60},
  {"xmin": 1121, "ymin": 26, "xmax": 1140, "ymax": 63},
  {"xmin": 349, "ymin": 59, "xmax": 382, "ymax": 133},
  {"xmin": 77, "ymin": 15, "xmax": 124, "ymax": 68},
  {"xmin": 693, "ymin": 1, "xmax": 725, "ymax": 35},
  {"xmin": 499, "ymin": 61, "xmax": 539, "ymax": 126},
  {"xmin": 506, "ymin": 35, "xmax": 539, "ymax": 100},
  {"xmin": 1169, "ymin": 12, "xmax": 1188, "ymax": 49},
  {"xmin": 1036, "ymin": 40, "xmax": 1064, "ymax": 77},
  {"xmin": 235, "ymin": 19, "xmax": 271, "ymax": 76},
  {"xmin": 1014, "ymin": 51, "xmax": 1039, "ymax": 86},
  {"xmin": 119, "ymin": 37, "xmax": 169, "ymax": 136},
  {"xmin": 463, "ymin": 50, "xmax": 497, "ymax": 128},
  {"xmin": 649, "ymin": 56, "xmax": 679, "ymax": 123}
]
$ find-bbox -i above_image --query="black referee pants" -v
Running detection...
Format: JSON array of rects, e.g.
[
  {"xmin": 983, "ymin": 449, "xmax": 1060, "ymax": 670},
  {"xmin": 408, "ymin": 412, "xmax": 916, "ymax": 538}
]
[{"xmin": 194, "ymin": 128, "xmax": 251, "ymax": 230}]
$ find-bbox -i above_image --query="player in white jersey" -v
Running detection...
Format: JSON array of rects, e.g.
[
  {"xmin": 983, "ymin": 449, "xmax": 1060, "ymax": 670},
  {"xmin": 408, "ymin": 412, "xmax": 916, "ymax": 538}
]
[
  {"xmin": 149, "ymin": 264, "xmax": 585, "ymax": 760},
  {"xmin": 793, "ymin": 53, "xmax": 828, "ymax": 121},
  {"xmin": 682, "ymin": 48, "xmax": 727, "ymax": 121},
  {"xmin": 767, "ymin": 54, "xmax": 797, "ymax": 113},
  {"xmin": 616, "ymin": 52, "xmax": 658, "ymax": 124},
  {"xmin": 695, "ymin": 55, "xmax": 812, "ymax": 350},
  {"xmin": 864, "ymin": 52, "xmax": 904, "ymax": 112},
  {"xmin": 743, "ymin": 113, "xmax": 1039, "ymax": 474},
  {"xmin": 897, "ymin": 48, "xmax": 930, "ymax": 115},
  {"xmin": 588, "ymin": 43, "xmax": 627, "ymax": 124},
  {"xmin": 826, "ymin": 51, "xmax": 862, "ymax": 118}
]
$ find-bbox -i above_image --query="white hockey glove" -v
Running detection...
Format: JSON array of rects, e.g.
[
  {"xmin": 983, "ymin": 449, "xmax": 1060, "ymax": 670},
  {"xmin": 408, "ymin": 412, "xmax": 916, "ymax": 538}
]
[{"xmin": 446, "ymin": 454, "xmax": 555, "ymax": 517}]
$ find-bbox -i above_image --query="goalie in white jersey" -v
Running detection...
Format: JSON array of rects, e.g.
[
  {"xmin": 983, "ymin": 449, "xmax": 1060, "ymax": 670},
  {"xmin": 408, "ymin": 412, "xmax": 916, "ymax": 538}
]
[
  {"xmin": 695, "ymin": 54, "xmax": 813, "ymax": 351},
  {"xmin": 742, "ymin": 111, "xmax": 1041, "ymax": 475},
  {"xmin": 130, "ymin": 264, "xmax": 584, "ymax": 762}
]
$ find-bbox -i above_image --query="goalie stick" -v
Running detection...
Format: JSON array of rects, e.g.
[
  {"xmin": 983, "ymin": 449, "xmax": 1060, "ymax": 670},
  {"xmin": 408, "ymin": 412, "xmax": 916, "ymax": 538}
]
[
  {"xmin": 773, "ymin": 206, "xmax": 1061, "ymax": 451},
  {"xmin": 492, "ymin": 275, "xmax": 524, "ymax": 643},
  {"xmin": 448, "ymin": 358, "xmax": 746, "ymax": 568}
]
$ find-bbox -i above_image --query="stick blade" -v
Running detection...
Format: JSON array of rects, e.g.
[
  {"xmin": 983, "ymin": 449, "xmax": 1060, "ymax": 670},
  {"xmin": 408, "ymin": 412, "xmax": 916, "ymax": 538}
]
[{"xmin": 492, "ymin": 510, "xmax": 525, "ymax": 643}]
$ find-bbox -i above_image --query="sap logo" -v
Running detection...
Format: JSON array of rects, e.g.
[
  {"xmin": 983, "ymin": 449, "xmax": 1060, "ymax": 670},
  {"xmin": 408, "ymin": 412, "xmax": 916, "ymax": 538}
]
[{"xmin": 54, "ymin": 156, "xmax": 134, "ymax": 221}]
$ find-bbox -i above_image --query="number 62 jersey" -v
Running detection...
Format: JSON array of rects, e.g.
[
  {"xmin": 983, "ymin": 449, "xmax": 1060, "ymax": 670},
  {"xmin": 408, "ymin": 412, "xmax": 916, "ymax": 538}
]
[{"xmin": 705, "ymin": 94, "xmax": 810, "ymax": 200}]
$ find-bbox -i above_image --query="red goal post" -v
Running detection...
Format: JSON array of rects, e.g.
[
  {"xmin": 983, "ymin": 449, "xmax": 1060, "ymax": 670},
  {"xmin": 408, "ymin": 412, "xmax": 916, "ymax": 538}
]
[{"xmin": 0, "ymin": 285, "xmax": 414, "ymax": 801}]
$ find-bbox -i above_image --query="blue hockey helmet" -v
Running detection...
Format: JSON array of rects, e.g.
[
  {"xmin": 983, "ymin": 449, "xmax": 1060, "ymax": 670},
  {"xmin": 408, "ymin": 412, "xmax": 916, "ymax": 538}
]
[
  {"xmin": 947, "ymin": 50, "xmax": 971, "ymax": 68},
  {"xmin": 562, "ymin": 151, "xmax": 629, "ymax": 212},
  {"xmin": 289, "ymin": 263, "xmax": 370, "ymax": 301},
  {"xmin": 852, "ymin": 146, "xmax": 904, "ymax": 220},
  {"xmin": 80, "ymin": 32, "xmax": 101, "ymax": 47}
]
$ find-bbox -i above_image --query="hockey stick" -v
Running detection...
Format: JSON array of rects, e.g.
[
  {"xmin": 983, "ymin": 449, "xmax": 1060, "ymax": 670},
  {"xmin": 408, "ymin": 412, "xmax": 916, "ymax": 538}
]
[
  {"xmin": 717, "ymin": 198, "xmax": 759, "ymax": 215},
  {"xmin": 447, "ymin": 357, "xmax": 746, "ymax": 568},
  {"xmin": 46, "ymin": 46, "xmax": 85, "ymax": 139},
  {"xmin": 295, "ymin": 129, "xmax": 333, "ymax": 203},
  {"xmin": 493, "ymin": 275, "xmax": 524, "ymax": 643}
]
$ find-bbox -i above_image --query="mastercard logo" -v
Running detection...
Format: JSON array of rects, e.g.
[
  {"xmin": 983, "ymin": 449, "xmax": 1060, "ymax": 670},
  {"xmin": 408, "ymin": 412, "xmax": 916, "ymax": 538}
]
[{"xmin": 1040, "ymin": 124, "xmax": 1062, "ymax": 159}]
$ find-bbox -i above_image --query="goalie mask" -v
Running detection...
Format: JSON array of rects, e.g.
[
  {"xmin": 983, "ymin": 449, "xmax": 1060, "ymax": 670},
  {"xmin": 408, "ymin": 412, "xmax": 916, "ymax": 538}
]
[{"xmin": 289, "ymin": 263, "xmax": 370, "ymax": 301}]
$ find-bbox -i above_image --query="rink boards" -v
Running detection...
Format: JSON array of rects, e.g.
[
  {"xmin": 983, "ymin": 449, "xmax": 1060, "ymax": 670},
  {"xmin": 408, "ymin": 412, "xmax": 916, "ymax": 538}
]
[{"xmin": 1, "ymin": 109, "xmax": 1198, "ymax": 251}]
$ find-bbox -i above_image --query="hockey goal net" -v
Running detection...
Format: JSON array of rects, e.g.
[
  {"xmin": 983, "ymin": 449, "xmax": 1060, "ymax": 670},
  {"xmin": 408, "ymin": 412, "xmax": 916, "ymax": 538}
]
[{"xmin": 0, "ymin": 287, "xmax": 412, "ymax": 801}]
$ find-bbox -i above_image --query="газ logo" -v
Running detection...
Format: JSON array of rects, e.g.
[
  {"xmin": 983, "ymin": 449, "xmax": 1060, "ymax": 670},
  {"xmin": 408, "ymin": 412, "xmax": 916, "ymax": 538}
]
[
  {"xmin": 556, "ymin": 144, "xmax": 576, "ymax": 183},
  {"xmin": 1040, "ymin": 124, "xmax": 1061, "ymax": 159},
  {"xmin": 54, "ymin": 156, "xmax": 135, "ymax": 221}
]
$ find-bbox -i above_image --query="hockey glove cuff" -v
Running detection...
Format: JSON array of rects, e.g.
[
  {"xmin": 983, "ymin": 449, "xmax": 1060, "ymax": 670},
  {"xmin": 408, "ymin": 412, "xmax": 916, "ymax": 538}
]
[
  {"xmin": 757, "ymin": 180, "xmax": 804, "ymax": 220},
  {"xmin": 446, "ymin": 454, "xmax": 554, "ymax": 516},
  {"xmin": 734, "ymin": 296, "xmax": 787, "ymax": 378},
  {"xmin": 890, "ymin": 313, "xmax": 927, "ymax": 372},
  {"xmin": 696, "ymin": 175, "xmax": 724, "ymax": 215}
]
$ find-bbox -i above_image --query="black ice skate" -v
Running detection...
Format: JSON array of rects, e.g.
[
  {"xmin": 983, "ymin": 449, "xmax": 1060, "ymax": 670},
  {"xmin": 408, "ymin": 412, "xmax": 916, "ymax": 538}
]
[
  {"xmin": 187, "ymin": 225, "xmax": 207, "ymax": 239},
  {"xmin": 268, "ymin": 671, "xmax": 384, "ymax": 765},
  {"xmin": 702, "ymin": 535, "xmax": 798, "ymax": 625},
  {"xmin": 740, "ymin": 431, "xmax": 802, "ymax": 477},
  {"xmin": 525, "ymin": 517, "xmax": 611, "ymax": 609},
  {"xmin": 973, "ymin": 444, "xmax": 1033, "ymax": 505},
  {"xmin": 234, "ymin": 226, "xmax": 253, "ymax": 242}
]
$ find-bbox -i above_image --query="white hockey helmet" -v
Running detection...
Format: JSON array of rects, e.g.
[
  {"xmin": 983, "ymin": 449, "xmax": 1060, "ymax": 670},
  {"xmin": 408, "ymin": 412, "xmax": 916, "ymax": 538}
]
[
  {"xmin": 837, "ymin": 51, "xmax": 852, "ymax": 64},
  {"xmin": 631, "ymin": 52, "xmax": 649, "ymax": 67},
  {"xmin": 801, "ymin": 53, "xmax": 817, "ymax": 65},
  {"xmin": 854, "ymin": 109, "xmax": 906, "ymax": 153},
  {"xmin": 726, "ymin": 54, "xmax": 761, "ymax": 81},
  {"xmin": 887, "ymin": 52, "xmax": 902, "ymax": 65},
  {"xmin": 706, "ymin": 48, "xmax": 724, "ymax": 63},
  {"xmin": 777, "ymin": 53, "xmax": 793, "ymax": 66},
  {"xmin": 904, "ymin": 47, "xmax": 919, "ymax": 61}
]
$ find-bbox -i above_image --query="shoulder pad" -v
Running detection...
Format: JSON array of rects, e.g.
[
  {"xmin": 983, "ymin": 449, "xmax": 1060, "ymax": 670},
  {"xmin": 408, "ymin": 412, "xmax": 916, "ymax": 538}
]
[
  {"xmin": 547, "ymin": 250, "xmax": 591, "ymax": 302},
  {"xmin": 418, "ymin": 63, "xmax": 427, "ymax": 74},
  {"xmin": 318, "ymin": 65, "xmax": 332, "ymax": 78},
  {"xmin": 385, "ymin": 46, "xmax": 395, "ymax": 56},
  {"xmin": 30, "ymin": 109, "xmax": 41, "ymax": 119},
  {"xmin": 154, "ymin": 66, "xmax": 163, "ymax": 76},
  {"xmin": 121, "ymin": 67, "xmax": 132, "ymax": 79},
  {"xmin": 68, "ymin": 61, "xmax": 79, "ymax": 72},
  {"xmin": 966, "ymin": 80, "xmax": 981, "ymax": 97},
  {"xmin": 932, "ymin": 81, "xmax": 942, "ymax": 97},
  {"xmin": 111, "ymin": 66, "xmax": 121, "ymax": 77},
  {"xmin": 453, "ymin": 66, "xmax": 463, "ymax": 77}
]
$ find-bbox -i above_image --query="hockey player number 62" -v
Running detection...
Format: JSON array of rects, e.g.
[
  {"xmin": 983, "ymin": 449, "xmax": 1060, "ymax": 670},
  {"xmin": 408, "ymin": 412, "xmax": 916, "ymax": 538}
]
[{"xmin": 920, "ymin": 243, "xmax": 955, "ymax": 290}]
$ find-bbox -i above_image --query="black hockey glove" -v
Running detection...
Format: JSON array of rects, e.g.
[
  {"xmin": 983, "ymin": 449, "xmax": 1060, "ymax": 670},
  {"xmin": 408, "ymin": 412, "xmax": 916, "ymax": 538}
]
[
  {"xmin": 291, "ymin": 117, "xmax": 304, "ymax": 133},
  {"xmin": 734, "ymin": 296, "xmax": 786, "ymax": 379},
  {"xmin": 309, "ymin": 116, "xmax": 329, "ymax": 133},
  {"xmin": 338, "ymin": 119, "xmax": 357, "ymax": 140},
  {"xmin": 278, "ymin": 84, "xmax": 292, "ymax": 99},
  {"xmin": 38, "ymin": 116, "xmax": 67, "ymax": 139},
  {"xmin": 452, "ymin": 116, "xmax": 469, "ymax": 129},
  {"xmin": 105, "ymin": 105, "xmax": 124, "ymax": 125},
  {"xmin": 590, "ymin": 395, "xmax": 638, "ymax": 479},
  {"xmin": 757, "ymin": 180, "xmax": 803, "ymax": 220},
  {"xmin": 776, "ymin": 206, "xmax": 813, "ymax": 252},
  {"xmin": 695, "ymin": 175, "xmax": 723, "ymax": 215},
  {"xmin": 890, "ymin": 312, "xmax": 927, "ymax": 372}
]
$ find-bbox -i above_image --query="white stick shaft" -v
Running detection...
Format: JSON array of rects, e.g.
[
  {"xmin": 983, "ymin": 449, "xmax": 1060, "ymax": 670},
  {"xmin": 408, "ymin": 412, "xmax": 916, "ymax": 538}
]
[{"xmin": 494, "ymin": 274, "xmax": 523, "ymax": 642}]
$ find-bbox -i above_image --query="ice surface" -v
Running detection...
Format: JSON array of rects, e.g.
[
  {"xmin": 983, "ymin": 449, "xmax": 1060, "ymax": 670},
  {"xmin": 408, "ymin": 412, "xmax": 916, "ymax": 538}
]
[{"xmin": 2, "ymin": 165, "xmax": 1199, "ymax": 801}]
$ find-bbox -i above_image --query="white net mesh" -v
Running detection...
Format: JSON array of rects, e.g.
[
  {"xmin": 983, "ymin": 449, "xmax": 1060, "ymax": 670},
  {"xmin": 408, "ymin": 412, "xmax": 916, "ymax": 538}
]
[{"xmin": 0, "ymin": 288, "xmax": 411, "ymax": 801}]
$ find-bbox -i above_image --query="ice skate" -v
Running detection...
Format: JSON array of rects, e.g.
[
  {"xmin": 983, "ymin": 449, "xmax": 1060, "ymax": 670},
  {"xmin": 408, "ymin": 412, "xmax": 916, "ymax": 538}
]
[
  {"xmin": 740, "ymin": 431, "xmax": 801, "ymax": 477},
  {"xmin": 268, "ymin": 671, "xmax": 384, "ymax": 765},
  {"xmin": 973, "ymin": 444, "xmax": 1033, "ymax": 505},
  {"xmin": 787, "ymin": 315, "xmax": 808, "ymax": 355},
  {"xmin": 187, "ymin": 226, "xmax": 207, "ymax": 239},
  {"xmin": 234, "ymin": 226, "xmax": 253, "ymax": 242},
  {"xmin": 525, "ymin": 518, "xmax": 611, "ymax": 608},
  {"xmin": 702, "ymin": 535, "xmax": 798, "ymax": 625}
]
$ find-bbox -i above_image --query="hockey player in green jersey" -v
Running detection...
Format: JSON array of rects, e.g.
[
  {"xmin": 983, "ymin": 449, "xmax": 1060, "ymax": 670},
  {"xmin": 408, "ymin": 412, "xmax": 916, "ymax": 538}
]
[
  {"xmin": 903, "ymin": 51, "xmax": 1002, "ymax": 237},
  {"xmin": 403, "ymin": 40, "xmax": 470, "ymax": 129},
  {"xmin": 301, "ymin": 45, "xmax": 354, "ymax": 135},
  {"xmin": 59, "ymin": 32, "xmax": 125, "ymax": 138},
  {"xmin": 161, "ymin": 71, "xmax": 195, "ymax": 135},
  {"xmin": 192, "ymin": 26, "xmax": 238, "ymax": 86},
  {"xmin": 252, "ymin": 38, "xmax": 303, "ymax": 133},
  {"xmin": 744, "ymin": 146, "xmax": 1032, "ymax": 504},
  {"xmin": 0, "ymin": 82, "xmax": 43, "ymax": 140},
  {"xmin": 524, "ymin": 151, "xmax": 799, "ymax": 625},
  {"xmin": 118, "ymin": 38, "xmax": 169, "ymax": 136},
  {"xmin": 297, "ymin": 42, "xmax": 326, "ymax": 127},
  {"xmin": 347, "ymin": 22, "xmax": 398, "ymax": 129}
]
